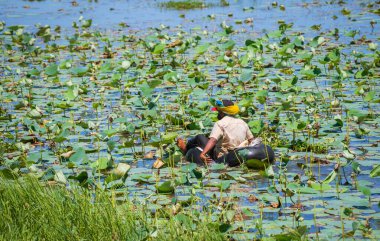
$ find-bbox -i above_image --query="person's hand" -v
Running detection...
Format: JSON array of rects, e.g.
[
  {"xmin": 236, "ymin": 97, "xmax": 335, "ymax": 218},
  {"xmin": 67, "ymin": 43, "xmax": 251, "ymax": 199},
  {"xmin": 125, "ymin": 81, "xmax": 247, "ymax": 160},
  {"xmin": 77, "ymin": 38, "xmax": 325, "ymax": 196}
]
[{"xmin": 200, "ymin": 152, "xmax": 213, "ymax": 165}]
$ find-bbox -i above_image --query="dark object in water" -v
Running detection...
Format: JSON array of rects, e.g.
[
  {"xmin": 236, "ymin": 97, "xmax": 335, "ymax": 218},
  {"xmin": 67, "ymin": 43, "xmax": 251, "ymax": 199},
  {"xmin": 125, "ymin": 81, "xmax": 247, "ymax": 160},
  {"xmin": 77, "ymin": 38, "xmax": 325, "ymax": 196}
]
[
  {"xmin": 234, "ymin": 144, "xmax": 275, "ymax": 169},
  {"xmin": 186, "ymin": 143, "xmax": 275, "ymax": 169}
]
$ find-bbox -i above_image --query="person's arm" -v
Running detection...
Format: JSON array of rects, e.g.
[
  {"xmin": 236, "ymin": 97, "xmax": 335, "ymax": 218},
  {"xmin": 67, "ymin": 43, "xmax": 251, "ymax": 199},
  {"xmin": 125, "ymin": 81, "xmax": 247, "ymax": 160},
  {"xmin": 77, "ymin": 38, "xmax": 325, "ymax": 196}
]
[
  {"xmin": 200, "ymin": 137, "xmax": 217, "ymax": 165},
  {"xmin": 201, "ymin": 122, "xmax": 222, "ymax": 165}
]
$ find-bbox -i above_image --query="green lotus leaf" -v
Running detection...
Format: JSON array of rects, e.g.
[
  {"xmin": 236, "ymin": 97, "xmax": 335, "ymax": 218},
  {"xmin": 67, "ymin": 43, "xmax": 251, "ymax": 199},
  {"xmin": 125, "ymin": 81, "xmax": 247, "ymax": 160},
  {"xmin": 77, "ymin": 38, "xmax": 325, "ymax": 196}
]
[{"xmin": 156, "ymin": 181, "xmax": 175, "ymax": 194}]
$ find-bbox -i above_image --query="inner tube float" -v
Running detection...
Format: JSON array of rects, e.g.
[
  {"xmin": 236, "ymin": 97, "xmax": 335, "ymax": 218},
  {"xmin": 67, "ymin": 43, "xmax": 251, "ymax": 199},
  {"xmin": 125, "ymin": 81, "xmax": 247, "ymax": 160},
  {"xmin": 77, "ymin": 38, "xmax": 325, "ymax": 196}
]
[{"xmin": 224, "ymin": 143, "xmax": 275, "ymax": 169}]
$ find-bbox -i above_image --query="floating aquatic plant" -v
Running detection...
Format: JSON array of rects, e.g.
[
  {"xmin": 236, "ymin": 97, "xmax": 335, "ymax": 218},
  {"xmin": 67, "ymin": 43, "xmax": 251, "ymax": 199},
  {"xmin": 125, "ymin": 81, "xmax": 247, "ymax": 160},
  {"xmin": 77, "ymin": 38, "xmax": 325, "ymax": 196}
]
[{"xmin": 0, "ymin": 0, "xmax": 379, "ymax": 240}]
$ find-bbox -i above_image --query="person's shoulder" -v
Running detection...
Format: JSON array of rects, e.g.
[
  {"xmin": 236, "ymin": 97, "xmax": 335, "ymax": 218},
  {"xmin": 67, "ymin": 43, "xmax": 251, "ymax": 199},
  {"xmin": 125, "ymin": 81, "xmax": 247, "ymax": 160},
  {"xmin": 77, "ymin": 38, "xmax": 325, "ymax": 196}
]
[
  {"xmin": 229, "ymin": 116, "xmax": 245, "ymax": 123},
  {"xmin": 214, "ymin": 116, "xmax": 229, "ymax": 128},
  {"xmin": 220, "ymin": 116, "xmax": 245, "ymax": 125},
  {"xmin": 219, "ymin": 116, "xmax": 233, "ymax": 123},
  {"xmin": 234, "ymin": 117, "xmax": 249, "ymax": 127},
  {"xmin": 213, "ymin": 119, "xmax": 224, "ymax": 127}
]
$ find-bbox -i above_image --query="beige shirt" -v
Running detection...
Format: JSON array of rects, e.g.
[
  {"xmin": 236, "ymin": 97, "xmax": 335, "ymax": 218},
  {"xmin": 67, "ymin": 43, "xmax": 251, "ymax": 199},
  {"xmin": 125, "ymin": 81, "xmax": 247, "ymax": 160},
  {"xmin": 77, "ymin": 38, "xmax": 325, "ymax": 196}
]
[{"xmin": 209, "ymin": 116, "xmax": 254, "ymax": 158}]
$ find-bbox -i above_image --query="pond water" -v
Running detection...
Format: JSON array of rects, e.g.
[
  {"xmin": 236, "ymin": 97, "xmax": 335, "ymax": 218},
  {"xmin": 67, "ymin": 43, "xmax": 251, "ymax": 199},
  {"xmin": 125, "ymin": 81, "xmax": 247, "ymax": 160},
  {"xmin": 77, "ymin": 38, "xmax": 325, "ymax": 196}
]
[
  {"xmin": 1, "ymin": 0, "xmax": 380, "ymax": 240},
  {"xmin": 1, "ymin": 0, "xmax": 378, "ymax": 37}
]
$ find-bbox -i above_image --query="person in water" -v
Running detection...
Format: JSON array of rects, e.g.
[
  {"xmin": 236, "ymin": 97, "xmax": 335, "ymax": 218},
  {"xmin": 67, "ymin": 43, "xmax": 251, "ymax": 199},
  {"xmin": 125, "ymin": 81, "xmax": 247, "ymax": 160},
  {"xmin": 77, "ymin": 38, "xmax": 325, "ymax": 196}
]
[{"xmin": 177, "ymin": 99, "xmax": 260, "ymax": 166}]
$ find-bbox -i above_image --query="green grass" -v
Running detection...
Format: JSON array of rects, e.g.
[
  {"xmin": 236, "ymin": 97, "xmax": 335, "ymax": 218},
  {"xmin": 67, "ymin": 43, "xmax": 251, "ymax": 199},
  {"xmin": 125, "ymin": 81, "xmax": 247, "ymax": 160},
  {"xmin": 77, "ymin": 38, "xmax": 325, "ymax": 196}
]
[
  {"xmin": 160, "ymin": 1, "xmax": 207, "ymax": 10},
  {"xmin": 0, "ymin": 176, "xmax": 226, "ymax": 241}
]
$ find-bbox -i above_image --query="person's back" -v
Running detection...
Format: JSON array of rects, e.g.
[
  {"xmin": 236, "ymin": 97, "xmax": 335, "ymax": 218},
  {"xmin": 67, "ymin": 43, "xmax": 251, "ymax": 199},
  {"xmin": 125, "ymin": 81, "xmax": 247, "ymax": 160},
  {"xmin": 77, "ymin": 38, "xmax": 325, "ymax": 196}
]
[{"xmin": 210, "ymin": 115, "xmax": 253, "ymax": 158}]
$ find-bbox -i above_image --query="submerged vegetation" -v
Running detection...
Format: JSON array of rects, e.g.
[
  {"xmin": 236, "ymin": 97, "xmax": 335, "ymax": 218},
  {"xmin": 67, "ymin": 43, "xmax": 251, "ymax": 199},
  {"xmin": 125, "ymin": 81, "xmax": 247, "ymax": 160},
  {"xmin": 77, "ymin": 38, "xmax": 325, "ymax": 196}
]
[{"xmin": 0, "ymin": 0, "xmax": 379, "ymax": 240}]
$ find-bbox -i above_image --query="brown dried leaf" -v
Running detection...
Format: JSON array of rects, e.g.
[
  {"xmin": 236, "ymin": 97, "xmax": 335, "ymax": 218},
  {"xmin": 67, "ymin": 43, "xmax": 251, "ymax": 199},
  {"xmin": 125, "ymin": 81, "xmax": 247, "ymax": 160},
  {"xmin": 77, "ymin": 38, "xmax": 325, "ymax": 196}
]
[
  {"xmin": 153, "ymin": 158, "xmax": 165, "ymax": 169},
  {"xmin": 290, "ymin": 202, "xmax": 304, "ymax": 209},
  {"xmin": 113, "ymin": 163, "xmax": 131, "ymax": 177},
  {"xmin": 171, "ymin": 203, "xmax": 181, "ymax": 215},
  {"xmin": 60, "ymin": 150, "xmax": 75, "ymax": 159},
  {"xmin": 167, "ymin": 39, "xmax": 183, "ymax": 48},
  {"xmin": 270, "ymin": 202, "xmax": 280, "ymax": 208},
  {"xmin": 216, "ymin": 69, "xmax": 228, "ymax": 74},
  {"xmin": 248, "ymin": 194, "xmax": 258, "ymax": 203},
  {"xmin": 144, "ymin": 151, "xmax": 155, "ymax": 159}
]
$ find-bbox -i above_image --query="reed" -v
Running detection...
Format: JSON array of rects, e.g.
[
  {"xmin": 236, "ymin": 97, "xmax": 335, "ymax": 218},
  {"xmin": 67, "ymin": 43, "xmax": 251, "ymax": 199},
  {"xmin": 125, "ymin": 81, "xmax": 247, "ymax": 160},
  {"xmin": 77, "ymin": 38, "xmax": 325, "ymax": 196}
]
[{"xmin": 0, "ymin": 176, "xmax": 225, "ymax": 241}]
